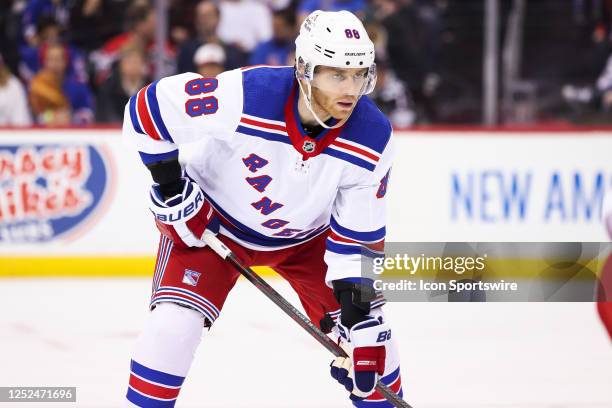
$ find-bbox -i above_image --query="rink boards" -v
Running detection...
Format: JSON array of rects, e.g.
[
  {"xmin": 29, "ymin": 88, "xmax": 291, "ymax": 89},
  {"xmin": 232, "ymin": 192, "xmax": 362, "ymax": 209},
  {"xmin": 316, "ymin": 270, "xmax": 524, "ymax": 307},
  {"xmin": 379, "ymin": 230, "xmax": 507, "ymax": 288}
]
[{"xmin": 0, "ymin": 127, "xmax": 610, "ymax": 276}]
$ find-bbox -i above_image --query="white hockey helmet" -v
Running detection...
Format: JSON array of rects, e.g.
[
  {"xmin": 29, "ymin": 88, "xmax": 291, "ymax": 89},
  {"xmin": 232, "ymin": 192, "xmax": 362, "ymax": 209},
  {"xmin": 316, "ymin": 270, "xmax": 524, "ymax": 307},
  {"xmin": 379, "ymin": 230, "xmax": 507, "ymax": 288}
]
[{"xmin": 295, "ymin": 10, "xmax": 377, "ymax": 128}]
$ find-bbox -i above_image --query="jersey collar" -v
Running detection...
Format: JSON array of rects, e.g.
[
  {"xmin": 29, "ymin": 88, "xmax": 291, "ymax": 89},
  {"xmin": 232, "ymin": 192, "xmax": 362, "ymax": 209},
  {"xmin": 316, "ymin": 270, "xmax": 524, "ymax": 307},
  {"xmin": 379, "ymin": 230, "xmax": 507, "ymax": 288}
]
[{"xmin": 284, "ymin": 81, "xmax": 345, "ymax": 160}]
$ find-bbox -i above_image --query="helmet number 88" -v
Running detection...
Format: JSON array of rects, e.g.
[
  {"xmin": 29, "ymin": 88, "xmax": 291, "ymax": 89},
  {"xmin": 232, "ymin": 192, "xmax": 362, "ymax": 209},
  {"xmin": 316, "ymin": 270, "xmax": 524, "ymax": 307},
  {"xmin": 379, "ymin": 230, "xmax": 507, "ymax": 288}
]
[
  {"xmin": 184, "ymin": 77, "xmax": 219, "ymax": 117},
  {"xmin": 344, "ymin": 29, "xmax": 360, "ymax": 39}
]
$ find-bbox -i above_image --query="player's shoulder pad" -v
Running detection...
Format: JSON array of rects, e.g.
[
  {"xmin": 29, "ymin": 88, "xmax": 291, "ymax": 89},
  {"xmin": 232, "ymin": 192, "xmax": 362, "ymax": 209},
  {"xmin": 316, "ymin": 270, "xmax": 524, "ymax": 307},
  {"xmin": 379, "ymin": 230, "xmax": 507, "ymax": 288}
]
[
  {"xmin": 153, "ymin": 70, "xmax": 242, "ymax": 98},
  {"xmin": 126, "ymin": 73, "xmax": 202, "ymax": 142},
  {"xmin": 241, "ymin": 66, "xmax": 295, "ymax": 121},
  {"xmin": 154, "ymin": 70, "xmax": 242, "ymax": 104},
  {"xmin": 126, "ymin": 69, "xmax": 244, "ymax": 143},
  {"xmin": 342, "ymin": 96, "xmax": 393, "ymax": 155}
]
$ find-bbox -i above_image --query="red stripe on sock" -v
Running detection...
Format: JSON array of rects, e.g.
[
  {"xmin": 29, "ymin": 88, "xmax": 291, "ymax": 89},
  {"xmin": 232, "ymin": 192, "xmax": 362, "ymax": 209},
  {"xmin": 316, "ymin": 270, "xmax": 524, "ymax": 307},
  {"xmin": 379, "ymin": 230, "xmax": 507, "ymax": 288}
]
[{"xmin": 129, "ymin": 373, "xmax": 181, "ymax": 400}]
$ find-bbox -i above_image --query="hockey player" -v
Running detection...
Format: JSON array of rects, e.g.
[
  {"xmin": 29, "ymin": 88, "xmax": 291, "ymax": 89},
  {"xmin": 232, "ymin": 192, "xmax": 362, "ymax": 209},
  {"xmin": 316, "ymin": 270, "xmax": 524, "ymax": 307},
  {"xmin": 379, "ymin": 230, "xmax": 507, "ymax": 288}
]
[{"xmin": 123, "ymin": 10, "xmax": 403, "ymax": 407}]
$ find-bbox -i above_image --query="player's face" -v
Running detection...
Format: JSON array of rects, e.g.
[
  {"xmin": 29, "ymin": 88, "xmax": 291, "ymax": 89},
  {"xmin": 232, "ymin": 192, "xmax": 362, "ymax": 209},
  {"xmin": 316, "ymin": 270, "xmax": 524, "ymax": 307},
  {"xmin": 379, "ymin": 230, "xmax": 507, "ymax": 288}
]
[
  {"xmin": 44, "ymin": 46, "xmax": 67, "ymax": 77},
  {"xmin": 311, "ymin": 66, "xmax": 369, "ymax": 120}
]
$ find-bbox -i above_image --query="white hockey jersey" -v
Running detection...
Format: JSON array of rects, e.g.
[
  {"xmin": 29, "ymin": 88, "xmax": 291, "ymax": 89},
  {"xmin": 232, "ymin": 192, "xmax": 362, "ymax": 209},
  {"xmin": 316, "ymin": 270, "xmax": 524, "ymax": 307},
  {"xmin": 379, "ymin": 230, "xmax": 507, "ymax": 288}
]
[{"xmin": 123, "ymin": 66, "xmax": 394, "ymax": 285}]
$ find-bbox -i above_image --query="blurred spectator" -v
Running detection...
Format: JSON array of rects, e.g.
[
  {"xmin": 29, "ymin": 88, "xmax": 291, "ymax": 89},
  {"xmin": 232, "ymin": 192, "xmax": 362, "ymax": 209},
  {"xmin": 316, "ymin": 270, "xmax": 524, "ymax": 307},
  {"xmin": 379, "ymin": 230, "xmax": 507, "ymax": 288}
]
[
  {"xmin": 370, "ymin": 61, "xmax": 415, "ymax": 128},
  {"xmin": 19, "ymin": 16, "xmax": 88, "ymax": 83},
  {"xmin": 217, "ymin": 0, "xmax": 272, "ymax": 52},
  {"xmin": 375, "ymin": 0, "xmax": 442, "ymax": 92},
  {"xmin": 69, "ymin": 0, "xmax": 131, "ymax": 51},
  {"xmin": 522, "ymin": 0, "xmax": 610, "ymax": 83},
  {"xmin": 21, "ymin": 0, "xmax": 70, "ymax": 46},
  {"xmin": 168, "ymin": 0, "xmax": 202, "ymax": 47},
  {"xmin": 92, "ymin": 2, "xmax": 175, "ymax": 84},
  {"xmin": 561, "ymin": 49, "xmax": 612, "ymax": 122},
  {"xmin": 298, "ymin": 0, "xmax": 365, "ymax": 21},
  {"xmin": 363, "ymin": 20, "xmax": 388, "ymax": 72},
  {"xmin": 0, "ymin": 54, "xmax": 32, "ymax": 126},
  {"xmin": 96, "ymin": 47, "xmax": 149, "ymax": 123},
  {"xmin": 598, "ymin": 54, "xmax": 612, "ymax": 110},
  {"xmin": 29, "ymin": 43, "xmax": 94, "ymax": 125},
  {"xmin": 249, "ymin": 8, "xmax": 296, "ymax": 66},
  {"xmin": 1, "ymin": 1, "xmax": 23, "ymax": 74},
  {"xmin": 518, "ymin": 0, "xmax": 612, "ymax": 123},
  {"xmin": 259, "ymin": 0, "xmax": 292, "ymax": 11},
  {"xmin": 375, "ymin": 0, "xmax": 481, "ymax": 123},
  {"xmin": 194, "ymin": 43, "xmax": 226, "ymax": 77},
  {"xmin": 177, "ymin": 0, "xmax": 247, "ymax": 73}
]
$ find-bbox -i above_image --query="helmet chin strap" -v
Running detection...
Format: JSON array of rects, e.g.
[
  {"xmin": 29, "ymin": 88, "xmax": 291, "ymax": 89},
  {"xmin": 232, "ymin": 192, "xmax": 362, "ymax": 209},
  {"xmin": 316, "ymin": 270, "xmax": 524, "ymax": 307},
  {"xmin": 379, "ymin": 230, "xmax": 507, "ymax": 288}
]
[{"xmin": 297, "ymin": 77, "xmax": 352, "ymax": 130}]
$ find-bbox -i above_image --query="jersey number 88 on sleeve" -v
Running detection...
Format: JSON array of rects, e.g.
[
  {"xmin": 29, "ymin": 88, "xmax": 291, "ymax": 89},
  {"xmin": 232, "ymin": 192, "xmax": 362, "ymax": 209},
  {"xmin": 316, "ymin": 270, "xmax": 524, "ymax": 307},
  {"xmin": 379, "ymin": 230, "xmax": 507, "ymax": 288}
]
[{"xmin": 184, "ymin": 78, "xmax": 219, "ymax": 117}]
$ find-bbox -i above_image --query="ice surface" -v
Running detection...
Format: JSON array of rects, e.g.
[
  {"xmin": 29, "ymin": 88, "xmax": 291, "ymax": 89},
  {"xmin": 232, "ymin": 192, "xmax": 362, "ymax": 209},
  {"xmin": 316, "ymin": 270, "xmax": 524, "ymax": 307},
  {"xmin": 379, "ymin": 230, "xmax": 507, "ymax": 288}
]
[{"xmin": 0, "ymin": 278, "xmax": 610, "ymax": 407}]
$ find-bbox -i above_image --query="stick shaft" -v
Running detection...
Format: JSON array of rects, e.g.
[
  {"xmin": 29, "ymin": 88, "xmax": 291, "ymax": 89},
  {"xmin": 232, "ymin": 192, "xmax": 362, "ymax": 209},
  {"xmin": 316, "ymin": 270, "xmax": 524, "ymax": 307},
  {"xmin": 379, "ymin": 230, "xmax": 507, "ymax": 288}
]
[{"xmin": 204, "ymin": 234, "xmax": 412, "ymax": 408}]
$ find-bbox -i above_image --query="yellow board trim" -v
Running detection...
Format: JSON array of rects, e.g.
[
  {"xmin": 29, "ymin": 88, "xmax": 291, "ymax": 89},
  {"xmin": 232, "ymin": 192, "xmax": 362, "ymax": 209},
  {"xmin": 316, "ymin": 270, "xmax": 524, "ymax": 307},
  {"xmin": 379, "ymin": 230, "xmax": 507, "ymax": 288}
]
[
  {"xmin": 0, "ymin": 257, "xmax": 278, "ymax": 278},
  {"xmin": 0, "ymin": 256, "xmax": 606, "ymax": 280}
]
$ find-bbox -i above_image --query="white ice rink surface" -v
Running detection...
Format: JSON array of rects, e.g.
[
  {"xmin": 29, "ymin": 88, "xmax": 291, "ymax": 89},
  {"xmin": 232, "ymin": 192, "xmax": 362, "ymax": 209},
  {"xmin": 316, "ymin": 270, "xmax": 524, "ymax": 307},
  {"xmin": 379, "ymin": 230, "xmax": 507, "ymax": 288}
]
[{"xmin": 0, "ymin": 278, "xmax": 611, "ymax": 408}]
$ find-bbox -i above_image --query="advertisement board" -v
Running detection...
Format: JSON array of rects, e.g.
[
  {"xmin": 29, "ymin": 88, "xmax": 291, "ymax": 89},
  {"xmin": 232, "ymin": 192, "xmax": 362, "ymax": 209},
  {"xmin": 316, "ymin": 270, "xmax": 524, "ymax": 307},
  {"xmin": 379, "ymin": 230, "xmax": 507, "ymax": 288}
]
[
  {"xmin": 0, "ymin": 129, "xmax": 609, "ymax": 275},
  {"xmin": 388, "ymin": 131, "xmax": 611, "ymax": 242}
]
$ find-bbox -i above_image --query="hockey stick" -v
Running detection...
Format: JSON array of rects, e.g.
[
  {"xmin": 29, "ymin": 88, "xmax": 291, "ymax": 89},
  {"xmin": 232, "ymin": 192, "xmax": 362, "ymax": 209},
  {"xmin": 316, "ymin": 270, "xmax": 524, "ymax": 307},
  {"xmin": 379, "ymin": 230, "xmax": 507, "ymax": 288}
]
[{"xmin": 203, "ymin": 233, "xmax": 412, "ymax": 408}]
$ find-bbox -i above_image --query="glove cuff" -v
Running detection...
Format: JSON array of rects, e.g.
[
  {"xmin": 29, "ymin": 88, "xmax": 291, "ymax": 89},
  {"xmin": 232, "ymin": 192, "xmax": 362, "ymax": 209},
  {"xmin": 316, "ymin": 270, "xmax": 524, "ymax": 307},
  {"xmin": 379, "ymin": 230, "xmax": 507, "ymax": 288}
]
[
  {"xmin": 350, "ymin": 318, "xmax": 390, "ymax": 348},
  {"xmin": 149, "ymin": 179, "xmax": 205, "ymax": 225},
  {"xmin": 353, "ymin": 346, "xmax": 386, "ymax": 375}
]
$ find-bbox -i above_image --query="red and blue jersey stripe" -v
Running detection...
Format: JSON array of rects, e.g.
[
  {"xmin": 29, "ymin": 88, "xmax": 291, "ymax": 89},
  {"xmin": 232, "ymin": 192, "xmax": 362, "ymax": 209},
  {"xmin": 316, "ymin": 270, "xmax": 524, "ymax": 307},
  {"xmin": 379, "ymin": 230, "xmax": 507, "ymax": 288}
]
[
  {"xmin": 129, "ymin": 80, "xmax": 174, "ymax": 143},
  {"xmin": 201, "ymin": 189, "xmax": 329, "ymax": 249},
  {"xmin": 330, "ymin": 216, "xmax": 385, "ymax": 243},
  {"xmin": 327, "ymin": 217, "xmax": 385, "ymax": 258}
]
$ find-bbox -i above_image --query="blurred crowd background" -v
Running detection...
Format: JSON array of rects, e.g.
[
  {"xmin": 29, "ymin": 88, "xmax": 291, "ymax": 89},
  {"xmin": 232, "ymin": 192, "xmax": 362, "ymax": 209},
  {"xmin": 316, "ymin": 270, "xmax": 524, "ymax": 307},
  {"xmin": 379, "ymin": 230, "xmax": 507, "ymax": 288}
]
[{"xmin": 2, "ymin": 0, "xmax": 612, "ymax": 127}]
